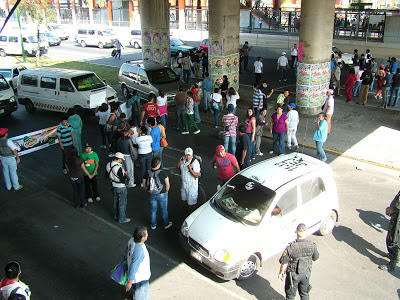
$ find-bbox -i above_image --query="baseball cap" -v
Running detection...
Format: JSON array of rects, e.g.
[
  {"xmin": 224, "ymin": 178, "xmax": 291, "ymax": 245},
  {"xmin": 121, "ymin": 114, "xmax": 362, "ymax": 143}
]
[
  {"xmin": 297, "ymin": 223, "xmax": 307, "ymax": 233},
  {"xmin": 216, "ymin": 145, "xmax": 225, "ymax": 153},
  {"xmin": 282, "ymin": 52, "xmax": 286, "ymax": 55},
  {"xmin": 184, "ymin": 147, "xmax": 193, "ymax": 156},
  {"xmin": 115, "ymin": 152, "xmax": 125, "ymax": 160},
  {"xmin": 288, "ymin": 103, "xmax": 296, "ymax": 109},
  {"xmin": 0, "ymin": 128, "xmax": 8, "ymax": 136},
  {"xmin": 84, "ymin": 143, "xmax": 92, "ymax": 148}
]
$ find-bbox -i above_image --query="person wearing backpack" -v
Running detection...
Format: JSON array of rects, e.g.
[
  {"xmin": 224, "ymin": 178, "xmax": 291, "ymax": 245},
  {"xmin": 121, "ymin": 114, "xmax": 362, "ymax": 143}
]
[
  {"xmin": 126, "ymin": 90, "xmax": 141, "ymax": 127},
  {"xmin": 142, "ymin": 157, "xmax": 172, "ymax": 230},
  {"xmin": 106, "ymin": 152, "xmax": 130, "ymax": 224},
  {"xmin": 177, "ymin": 147, "xmax": 201, "ymax": 214}
]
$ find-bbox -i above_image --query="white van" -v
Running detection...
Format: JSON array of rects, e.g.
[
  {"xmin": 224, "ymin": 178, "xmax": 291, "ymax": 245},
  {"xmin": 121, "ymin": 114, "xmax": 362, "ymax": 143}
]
[
  {"xmin": 0, "ymin": 32, "xmax": 47, "ymax": 57},
  {"xmin": 0, "ymin": 74, "xmax": 18, "ymax": 118},
  {"xmin": 75, "ymin": 27, "xmax": 118, "ymax": 48},
  {"xmin": 17, "ymin": 68, "xmax": 118, "ymax": 115},
  {"xmin": 180, "ymin": 153, "xmax": 339, "ymax": 280}
]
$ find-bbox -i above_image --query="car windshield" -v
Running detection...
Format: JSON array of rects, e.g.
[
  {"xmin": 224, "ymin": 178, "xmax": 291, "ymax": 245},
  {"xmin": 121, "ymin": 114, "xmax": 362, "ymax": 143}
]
[
  {"xmin": 103, "ymin": 29, "xmax": 115, "ymax": 36},
  {"xmin": 45, "ymin": 32, "xmax": 56, "ymax": 38},
  {"xmin": 171, "ymin": 39, "xmax": 185, "ymax": 46},
  {"xmin": 0, "ymin": 70, "xmax": 11, "ymax": 78},
  {"xmin": 27, "ymin": 36, "xmax": 38, "ymax": 43},
  {"xmin": 71, "ymin": 73, "xmax": 105, "ymax": 91},
  {"xmin": 146, "ymin": 68, "xmax": 180, "ymax": 84},
  {"xmin": 0, "ymin": 76, "xmax": 10, "ymax": 90},
  {"xmin": 213, "ymin": 175, "xmax": 276, "ymax": 225},
  {"xmin": 332, "ymin": 47, "xmax": 342, "ymax": 54}
]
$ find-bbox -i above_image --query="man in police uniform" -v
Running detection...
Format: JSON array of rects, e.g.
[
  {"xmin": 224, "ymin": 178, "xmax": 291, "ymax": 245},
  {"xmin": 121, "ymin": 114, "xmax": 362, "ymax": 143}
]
[
  {"xmin": 278, "ymin": 223, "xmax": 319, "ymax": 300},
  {"xmin": 379, "ymin": 190, "xmax": 400, "ymax": 272}
]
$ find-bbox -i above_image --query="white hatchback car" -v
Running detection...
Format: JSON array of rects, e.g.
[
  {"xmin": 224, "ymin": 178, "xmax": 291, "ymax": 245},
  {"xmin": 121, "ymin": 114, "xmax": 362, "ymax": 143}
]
[{"xmin": 180, "ymin": 153, "xmax": 339, "ymax": 280}]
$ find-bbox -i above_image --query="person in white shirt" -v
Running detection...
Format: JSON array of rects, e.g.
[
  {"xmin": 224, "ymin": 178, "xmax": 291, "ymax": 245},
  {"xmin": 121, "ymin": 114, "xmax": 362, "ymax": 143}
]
[
  {"xmin": 135, "ymin": 126, "xmax": 153, "ymax": 185},
  {"xmin": 322, "ymin": 89, "xmax": 335, "ymax": 134},
  {"xmin": 0, "ymin": 261, "xmax": 31, "ymax": 300},
  {"xmin": 253, "ymin": 56, "xmax": 263, "ymax": 87},
  {"xmin": 95, "ymin": 100, "xmax": 111, "ymax": 149},
  {"xmin": 290, "ymin": 44, "xmax": 298, "ymax": 69},
  {"xmin": 277, "ymin": 52, "xmax": 289, "ymax": 82},
  {"xmin": 177, "ymin": 147, "xmax": 201, "ymax": 213},
  {"xmin": 287, "ymin": 103, "xmax": 299, "ymax": 150},
  {"xmin": 225, "ymin": 87, "xmax": 240, "ymax": 115}
]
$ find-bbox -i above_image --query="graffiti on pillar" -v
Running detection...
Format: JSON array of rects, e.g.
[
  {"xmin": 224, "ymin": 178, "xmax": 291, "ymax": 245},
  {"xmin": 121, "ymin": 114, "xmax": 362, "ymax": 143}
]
[
  {"xmin": 296, "ymin": 62, "xmax": 330, "ymax": 108},
  {"xmin": 141, "ymin": 29, "xmax": 170, "ymax": 66}
]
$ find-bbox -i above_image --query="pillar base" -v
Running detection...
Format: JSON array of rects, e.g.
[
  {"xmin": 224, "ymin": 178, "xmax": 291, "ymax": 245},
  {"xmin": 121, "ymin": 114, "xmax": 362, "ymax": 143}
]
[{"xmin": 297, "ymin": 105, "xmax": 321, "ymax": 115}]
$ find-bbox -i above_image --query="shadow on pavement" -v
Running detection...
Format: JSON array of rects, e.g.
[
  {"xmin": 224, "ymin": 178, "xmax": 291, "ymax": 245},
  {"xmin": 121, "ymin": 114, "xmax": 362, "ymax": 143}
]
[
  {"xmin": 332, "ymin": 225, "xmax": 387, "ymax": 266},
  {"xmin": 356, "ymin": 208, "xmax": 389, "ymax": 233},
  {"xmin": 235, "ymin": 274, "xmax": 285, "ymax": 300}
]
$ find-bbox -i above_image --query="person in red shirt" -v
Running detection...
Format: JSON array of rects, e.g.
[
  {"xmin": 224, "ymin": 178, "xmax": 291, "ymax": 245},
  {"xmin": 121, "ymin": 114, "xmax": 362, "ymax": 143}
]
[
  {"xmin": 212, "ymin": 145, "xmax": 240, "ymax": 188},
  {"xmin": 191, "ymin": 83, "xmax": 201, "ymax": 123},
  {"xmin": 140, "ymin": 93, "xmax": 160, "ymax": 126}
]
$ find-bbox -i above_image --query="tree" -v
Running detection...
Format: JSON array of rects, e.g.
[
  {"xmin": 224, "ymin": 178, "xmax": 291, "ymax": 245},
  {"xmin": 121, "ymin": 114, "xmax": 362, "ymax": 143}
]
[{"xmin": 18, "ymin": 0, "xmax": 57, "ymax": 65}]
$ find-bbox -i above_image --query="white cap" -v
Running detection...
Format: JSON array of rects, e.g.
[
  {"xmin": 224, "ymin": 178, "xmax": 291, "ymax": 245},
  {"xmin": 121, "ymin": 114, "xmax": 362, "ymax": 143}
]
[
  {"xmin": 282, "ymin": 52, "xmax": 286, "ymax": 55},
  {"xmin": 115, "ymin": 152, "xmax": 125, "ymax": 160},
  {"xmin": 184, "ymin": 147, "xmax": 193, "ymax": 156}
]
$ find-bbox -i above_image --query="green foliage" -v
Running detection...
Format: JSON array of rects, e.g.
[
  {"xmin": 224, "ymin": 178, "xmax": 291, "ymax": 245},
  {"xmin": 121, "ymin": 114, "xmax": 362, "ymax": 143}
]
[{"xmin": 18, "ymin": 0, "xmax": 57, "ymax": 26}]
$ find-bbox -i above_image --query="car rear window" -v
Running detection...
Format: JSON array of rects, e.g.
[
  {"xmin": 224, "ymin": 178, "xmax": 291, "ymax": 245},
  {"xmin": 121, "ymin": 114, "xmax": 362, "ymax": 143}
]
[{"xmin": 147, "ymin": 68, "xmax": 179, "ymax": 84}]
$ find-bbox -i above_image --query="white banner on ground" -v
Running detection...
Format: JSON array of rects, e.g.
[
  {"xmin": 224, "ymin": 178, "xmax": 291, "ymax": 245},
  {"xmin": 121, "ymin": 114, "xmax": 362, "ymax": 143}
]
[
  {"xmin": 89, "ymin": 90, "xmax": 107, "ymax": 108},
  {"xmin": 10, "ymin": 125, "xmax": 59, "ymax": 156}
]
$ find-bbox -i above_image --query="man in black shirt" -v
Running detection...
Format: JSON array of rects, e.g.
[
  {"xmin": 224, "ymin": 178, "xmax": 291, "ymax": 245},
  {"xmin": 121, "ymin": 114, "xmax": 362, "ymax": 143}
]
[
  {"xmin": 357, "ymin": 66, "xmax": 372, "ymax": 105},
  {"xmin": 390, "ymin": 68, "xmax": 400, "ymax": 107},
  {"xmin": 235, "ymin": 125, "xmax": 251, "ymax": 170},
  {"xmin": 259, "ymin": 80, "xmax": 274, "ymax": 110}
]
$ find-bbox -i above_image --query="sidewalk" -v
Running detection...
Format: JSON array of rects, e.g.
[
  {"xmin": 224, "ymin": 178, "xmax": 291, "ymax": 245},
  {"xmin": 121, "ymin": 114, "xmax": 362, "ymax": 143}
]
[{"xmin": 192, "ymin": 84, "xmax": 400, "ymax": 170}]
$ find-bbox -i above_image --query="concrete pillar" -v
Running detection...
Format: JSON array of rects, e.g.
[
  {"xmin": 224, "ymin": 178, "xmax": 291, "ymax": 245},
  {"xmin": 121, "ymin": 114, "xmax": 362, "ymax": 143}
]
[
  {"xmin": 140, "ymin": 0, "xmax": 170, "ymax": 66},
  {"xmin": 296, "ymin": 0, "xmax": 335, "ymax": 115},
  {"xmin": 208, "ymin": 0, "xmax": 240, "ymax": 91},
  {"xmin": 55, "ymin": 0, "xmax": 61, "ymax": 24},
  {"xmin": 129, "ymin": 1, "xmax": 134, "ymax": 27},
  {"xmin": 88, "ymin": 0, "xmax": 94, "ymax": 24}
]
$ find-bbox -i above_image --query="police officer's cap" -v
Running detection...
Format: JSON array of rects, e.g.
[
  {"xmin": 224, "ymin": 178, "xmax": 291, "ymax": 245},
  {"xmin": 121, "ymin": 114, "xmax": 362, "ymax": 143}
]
[{"xmin": 296, "ymin": 223, "xmax": 307, "ymax": 233}]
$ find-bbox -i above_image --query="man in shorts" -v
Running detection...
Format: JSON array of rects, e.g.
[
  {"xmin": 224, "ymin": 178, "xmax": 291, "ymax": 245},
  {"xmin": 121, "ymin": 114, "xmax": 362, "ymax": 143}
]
[{"xmin": 177, "ymin": 147, "xmax": 201, "ymax": 213}]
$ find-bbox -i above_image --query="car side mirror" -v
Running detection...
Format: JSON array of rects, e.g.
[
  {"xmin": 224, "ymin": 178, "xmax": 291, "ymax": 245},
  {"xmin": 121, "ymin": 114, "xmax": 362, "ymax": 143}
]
[{"xmin": 171, "ymin": 44, "xmax": 175, "ymax": 47}]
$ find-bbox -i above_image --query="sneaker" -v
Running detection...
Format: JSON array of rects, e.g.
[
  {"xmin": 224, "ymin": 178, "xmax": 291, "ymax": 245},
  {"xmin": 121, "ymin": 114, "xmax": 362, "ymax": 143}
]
[
  {"xmin": 256, "ymin": 152, "xmax": 263, "ymax": 156},
  {"xmin": 288, "ymin": 146, "xmax": 291, "ymax": 150},
  {"xmin": 151, "ymin": 225, "xmax": 156, "ymax": 230},
  {"xmin": 95, "ymin": 197, "xmax": 101, "ymax": 201},
  {"xmin": 15, "ymin": 185, "xmax": 23, "ymax": 191},
  {"xmin": 100, "ymin": 145, "xmax": 106, "ymax": 149},
  {"xmin": 87, "ymin": 198, "xmax": 93, "ymax": 203},
  {"xmin": 63, "ymin": 169, "xmax": 68, "ymax": 175},
  {"xmin": 215, "ymin": 126, "xmax": 218, "ymax": 128},
  {"xmin": 269, "ymin": 150, "xmax": 274, "ymax": 154},
  {"xmin": 378, "ymin": 264, "xmax": 395, "ymax": 272},
  {"xmin": 164, "ymin": 221, "xmax": 173, "ymax": 229},
  {"xmin": 194, "ymin": 130, "xmax": 201, "ymax": 134},
  {"xmin": 279, "ymin": 154, "xmax": 285, "ymax": 156},
  {"xmin": 140, "ymin": 183, "xmax": 143, "ymax": 188},
  {"xmin": 182, "ymin": 131, "xmax": 189, "ymax": 135},
  {"xmin": 294, "ymin": 145, "xmax": 299, "ymax": 150},
  {"xmin": 279, "ymin": 80, "xmax": 282, "ymax": 82},
  {"xmin": 108, "ymin": 152, "xmax": 115, "ymax": 157},
  {"xmin": 119, "ymin": 218, "xmax": 131, "ymax": 224}
]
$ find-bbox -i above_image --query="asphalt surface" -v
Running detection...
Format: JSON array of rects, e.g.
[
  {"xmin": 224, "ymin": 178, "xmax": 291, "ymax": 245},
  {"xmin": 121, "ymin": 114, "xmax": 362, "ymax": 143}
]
[{"xmin": 1, "ymin": 34, "xmax": 400, "ymax": 299}]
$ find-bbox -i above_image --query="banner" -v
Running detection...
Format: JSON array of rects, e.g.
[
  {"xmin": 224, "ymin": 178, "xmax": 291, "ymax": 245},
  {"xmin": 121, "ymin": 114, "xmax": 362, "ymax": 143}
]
[
  {"xmin": 90, "ymin": 90, "xmax": 107, "ymax": 108},
  {"xmin": 10, "ymin": 125, "xmax": 59, "ymax": 156}
]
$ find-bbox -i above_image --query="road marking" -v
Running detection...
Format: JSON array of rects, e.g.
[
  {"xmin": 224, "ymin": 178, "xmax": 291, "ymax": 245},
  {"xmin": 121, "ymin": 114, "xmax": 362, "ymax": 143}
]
[{"xmin": 20, "ymin": 174, "xmax": 247, "ymax": 300}]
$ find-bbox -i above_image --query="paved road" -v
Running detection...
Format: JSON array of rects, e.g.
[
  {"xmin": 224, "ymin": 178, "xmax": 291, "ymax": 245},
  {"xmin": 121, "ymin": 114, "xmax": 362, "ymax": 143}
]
[{"xmin": 1, "ymin": 102, "xmax": 399, "ymax": 299}]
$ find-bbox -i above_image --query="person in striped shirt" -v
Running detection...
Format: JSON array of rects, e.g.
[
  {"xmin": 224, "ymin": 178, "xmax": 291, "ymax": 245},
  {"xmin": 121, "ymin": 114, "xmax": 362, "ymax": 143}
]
[
  {"xmin": 57, "ymin": 115, "xmax": 76, "ymax": 175},
  {"xmin": 252, "ymin": 84, "xmax": 264, "ymax": 119}
]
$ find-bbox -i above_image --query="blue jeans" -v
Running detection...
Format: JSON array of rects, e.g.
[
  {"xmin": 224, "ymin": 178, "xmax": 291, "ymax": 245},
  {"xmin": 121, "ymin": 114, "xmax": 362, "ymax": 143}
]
[
  {"xmin": 272, "ymin": 132, "xmax": 286, "ymax": 154},
  {"xmin": 183, "ymin": 69, "xmax": 191, "ymax": 83},
  {"xmin": 246, "ymin": 133, "xmax": 255, "ymax": 159},
  {"xmin": 139, "ymin": 153, "xmax": 152, "ymax": 183},
  {"xmin": 390, "ymin": 86, "xmax": 400, "ymax": 106},
  {"xmin": 353, "ymin": 81, "xmax": 362, "ymax": 96},
  {"xmin": 113, "ymin": 186, "xmax": 128, "ymax": 222},
  {"xmin": 160, "ymin": 115, "xmax": 167, "ymax": 129},
  {"xmin": 279, "ymin": 66, "xmax": 287, "ymax": 81},
  {"xmin": 213, "ymin": 106, "xmax": 221, "ymax": 126},
  {"xmin": 1, "ymin": 156, "xmax": 20, "ymax": 190},
  {"xmin": 175, "ymin": 105, "xmax": 185, "ymax": 130},
  {"xmin": 224, "ymin": 136, "xmax": 237, "ymax": 156},
  {"xmin": 315, "ymin": 141, "xmax": 327, "ymax": 162},
  {"xmin": 254, "ymin": 107, "xmax": 261, "ymax": 119},
  {"xmin": 149, "ymin": 192, "xmax": 169, "ymax": 227},
  {"xmin": 135, "ymin": 280, "xmax": 150, "ymax": 300},
  {"xmin": 203, "ymin": 90, "xmax": 210, "ymax": 110},
  {"xmin": 370, "ymin": 74, "xmax": 375, "ymax": 91},
  {"xmin": 70, "ymin": 177, "xmax": 86, "ymax": 208},
  {"xmin": 233, "ymin": 106, "xmax": 237, "ymax": 116},
  {"xmin": 193, "ymin": 101, "xmax": 201, "ymax": 123}
]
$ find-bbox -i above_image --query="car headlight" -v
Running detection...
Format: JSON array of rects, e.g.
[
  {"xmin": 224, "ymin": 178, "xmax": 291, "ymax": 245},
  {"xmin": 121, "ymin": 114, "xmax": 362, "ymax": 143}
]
[
  {"xmin": 214, "ymin": 249, "xmax": 230, "ymax": 263},
  {"xmin": 181, "ymin": 221, "xmax": 188, "ymax": 237},
  {"xmin": 9, "ymin": 96, "xmax": 15, "ymax": 103}
]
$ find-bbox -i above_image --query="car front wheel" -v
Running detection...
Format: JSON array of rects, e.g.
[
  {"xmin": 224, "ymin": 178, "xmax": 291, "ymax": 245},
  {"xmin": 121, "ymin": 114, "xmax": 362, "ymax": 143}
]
[
  {"xmin": 122, "ymin": 85, "xmax": 130, "ymax": 98},
  {"xmin": 25, "ymin": 99, "xmax": 36, "ymax": 113},
  {"xmin": 98, "ymin": 42, "xmax": 104, "ymax": 49},
  {"xmin": 318, "ymin": 211, "xmax": 337, "ymax": 236},
  {"xmin": 237, "ymin": 254, "xmax": 260, "ymax": 280},
  {"xmin": 81, "ymin": 40, "xmax": 87, "ymax": 48}
]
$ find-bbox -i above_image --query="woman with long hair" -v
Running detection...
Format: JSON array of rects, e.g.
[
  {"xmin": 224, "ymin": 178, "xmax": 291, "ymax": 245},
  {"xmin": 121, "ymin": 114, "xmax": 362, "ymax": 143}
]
[
  {"xmin": 135, "ymin": 126, "xmax": 153, "ymax": 186},
  {"xmin": 245, "ymin": 107, "xmax": 257, "ymax": 160},
  {"xmin": 226, "ymin": 87, "xmax": 240, "ymax": 115},
  {"xmin": 344, "ymin": 67, "xmax": 357, "ymax": 103},
  {"xmin": 156, "ymin": 89, "xmax": 168, "ymax": 128},
  {"xmin": 66, "ymin": 147, "xmax": 90, "ymax": 208},
  {"xmin": 209, "ymin": 88, "xmax": 224, "ymax": 128},
  {"xmin": 269, "ymin": 105, "xmax": 289, "ymax": 155}
]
